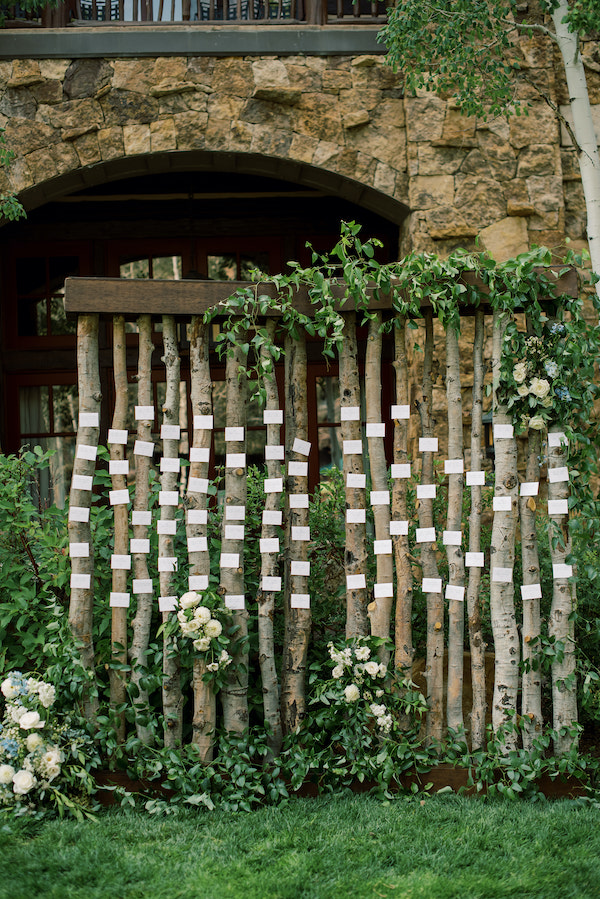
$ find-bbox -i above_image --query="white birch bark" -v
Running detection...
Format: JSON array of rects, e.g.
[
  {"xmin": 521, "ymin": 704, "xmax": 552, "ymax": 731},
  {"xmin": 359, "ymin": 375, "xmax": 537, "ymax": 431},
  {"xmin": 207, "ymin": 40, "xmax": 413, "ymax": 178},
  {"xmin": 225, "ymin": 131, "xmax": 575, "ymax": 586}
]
[{"xmin": 520, "ymin": 428, "xmax": 543, "ymax": 750}]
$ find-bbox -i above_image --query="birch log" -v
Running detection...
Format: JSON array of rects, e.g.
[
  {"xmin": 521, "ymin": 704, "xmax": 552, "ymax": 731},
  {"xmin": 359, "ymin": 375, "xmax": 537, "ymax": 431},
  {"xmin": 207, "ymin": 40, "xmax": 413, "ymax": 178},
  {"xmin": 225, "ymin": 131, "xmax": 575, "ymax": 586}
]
[
  {"xmin": 339, "ymin": 312, "xmax": 369, "ymax": 638},
  {"xmin": 281, "ymin": 329, "xmax": 311, "ymax": 734},
  {"xmin": 417, "ymin": 311, "xmax": 444, "ymax": 741},
  {"xmin": 392, "ymin": 317, "xmax": 413, "ymax": 675},
  {"xmin": 490, "ymin": 311, "xmax": 519, "ymax": 748},
  {"xmin": 160, "ymin": 315, "xmax": 183, "ymax": 746},
  {"xmin": 466, "ymin": 309, "xmax": 486, "ymax": 749},
  {"xmin": 520, "ymin": 429, "xmax": 543, "ymax": 750},
  {"xmin": 109, "ymin": 314, "xmax": 129, "ymax": 744},
  {"xmin": 366, "ymin": 313, "xmax": 393, "ymax": 653},
  {"xmin": 220, "ymin": 337, "xmax": 249, "ymax": 734},
  {"xmin": 445, "ymin": 324, "xmax": 465, "ymax": 733},
  {"xmin": 187, "ymin": 316, "xmax": 215, "ymax": 762},
  {"xmin": 547, "ymin": 427, "xmax": 578, "ymax": 754},
  {"xmin": 257, "ymin": 319, "xmax": 283, "ymax": 755},
  {"xmin": 130, "ymin": 315, "xmax": 155, "ymax": 745},
  {"xmin": 68, "ymin": 313, "xmax": 100, "ymax": 723}
]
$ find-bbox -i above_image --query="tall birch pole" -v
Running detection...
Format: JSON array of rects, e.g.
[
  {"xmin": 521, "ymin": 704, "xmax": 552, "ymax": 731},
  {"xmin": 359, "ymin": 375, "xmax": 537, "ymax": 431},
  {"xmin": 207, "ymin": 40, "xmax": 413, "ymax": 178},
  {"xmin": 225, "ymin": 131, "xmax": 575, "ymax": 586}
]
[{"xmin": 520, "ymin": 428, "xmax": 543, "ymax": 750}]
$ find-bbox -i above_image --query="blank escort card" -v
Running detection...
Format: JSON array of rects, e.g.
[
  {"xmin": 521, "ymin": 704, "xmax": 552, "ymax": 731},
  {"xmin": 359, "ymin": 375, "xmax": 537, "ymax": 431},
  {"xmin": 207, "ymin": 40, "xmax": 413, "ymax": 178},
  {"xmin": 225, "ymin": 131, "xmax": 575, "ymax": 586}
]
[
  {"xmin": 291, "ymin": 561, "xmax": 310, "ymax": 576},
  {"xmin": 161, "ymin": 424, "xmax": 181, "ymax": 440},
  {"xmin": 79, "ymin": 412, "xmax": 99, "ymax": 428},
  {"xmin": 69, "ymin": 507, "xmax": 90, "ymax": 523},
  {"xmin": 263, "ymin": 510, "xmax": 283, "ymax": 526},
  {"xmin": 343, "ymin": 440, "xmax": 362, "ymax": 455},
  {"xmin": 130, "ymin": 539, "xmax": 150, "ymax": 554},
  {"xmin": 194, "ymin": 415, "xmax": 214, "ymax": 430},
  {"xmin": 548, "ymin": 431, "xmax": 567, "ymax": 447},
  {"xmin": 417, "ymin": 485, "xmax": 436, "ymax": 499},
  {"xmin": 419, "ymin": 438, "xmax": 438, "ymax": 453},
  {"xmin": 416, "ymin": 527, "xmax": 435, "ymax": 543},
  {"xmin": 443, "ymin": 531, "xmax": 462, "ymax": 546},
  {"xmin": 466, "ymin": 471, "xmax": 486, "ymax": 486},
  {"xmin": 110, "ymin": 593, "xmax": 130, "ymax": 608},
  {"xmin": 521, "ymin": 584, "xmax": 542, "ymax": 600},
  {"xmin": 366, "ymin": 423, "xmax": 385, "ymax": 437},
  {"xmin": 347, "ymin": 473, "xmax": 366, "ymax": 488},
  {"xmin": 133, "ymin": 578, "xmax": 153, "ymax": 594},
  {"xmin": 291, "ymin": 594, "xmax": 310, "ymax": 609},
  {"xmin": 72, "ymin": 475, "xmax": 93, "ymax": 491},
  {"xmin": 493, "ymin": 496, "xmax": 512, "ymax": 512},
  {"xmin": 446, "ymin": 584, "xmax": 465, "ymax": 601},
  {"xmin": 132, "ymin": 511, "xmax": 152, "ymax": 526},
  {"xmin": 189, "ymin": 575, "xmax": 209, "ymax": 591},
  {"xmin": 288, "ymin": 462, "xmax": 308, "ymax": 477},
  {"xmin": 492, "ymin": 567, "xmax": 512, "ymax": 583},
  {"xmin": 159, "ymin": 491, "xmax": 178, "ymax": 506},
  {"xmin": 422, "ymin": 578, "xmax": 442, "ymax": 593},
  {"xmin": 110, "ymin": 489, "xmax": 130, "ymax": 505},
  {"xmin": 226, "ymin": 505, "xmax": 245, "ymax": 520},
  {"xmin": 225, "ymin": 427, "xmax": 244, "ymax": 442},
  {"xmin": 374, "ymin": 583, "xmax": 394, "ymax": 598},
  {"xmin": 262, "ymin": 576, "xmax": 282, "ymax": 591},
  {"xmin": 260, "ymin": 539, "xmax": 280, "ymax": 554},
  {"xmin": 265, "ymin": 445, "xmax": 285, "ymax": 461},
  {"xmin": 346, "ymin": 509, "xmax": 366, "ymax": 523},
  {"xmin": 371, "ymin": 491, "xmax": 390, "ymax": 505},
  {"xmin": 465, "ymin": 552, "xmax": 484, "ymax": 567},
  {"xmin": 220, "ymin": 553, "xmax": 240, "ymax": 568},
  {"xmin": 69, "ymin": 543, "xmax": 89, "ymax": 558},
  {"xmin": 494, "ymin": 424, "xmax": 514, "ymax": 440},
  {"xmin": 548, "ymin": 500, "xmax": 569, "ymax": 515},
  {"xmin": 188, "ymin": 477, "xmax": 209, "ymax": 494},
  {"xmin": 110, "ymin": 460, "xmax": 129, "ymax": 476},
  {"xmin": 225, "ymin": 595, "xmax": 245, "ymax": 610},
  {"xmin": 289, "ymin": 494, "xmax": 309, "ymax": 509},
  {"xmin": 157, "ymin": 520, "xmax": 176, "ymax": 535},
  {"xmin": 391, "ymin": 405, "xmax": 410, "ymax": 420},
  {"xmin": 158, "ymin": 557, "xmax": 177, "ymax": 573},
  {"xmin": 390, "ymin": 520, "xmax": 409, "ymax": 536},
  {"xmin": 225, "ymin": 525, "xmax": 244, "ymax": 541},
  {"xmin": 188, "ymin": 537, "xmax": 208, "ymax": 553},
  {"xmin": 341, "ymin": 406, "xmax": 360, "ymax": 421},
  {"xmin": 553, "ymin": 563, "xmax": 573, "ymax": 579},
  {"xmin": 71, "ymin": 573, "xmax": 91, "ymax": 589},
  {"xmin": 190, "ymin": 447, "xmax": 210, "ymax": 463},
  {"xmin": 188, "ymin": 509, "xmax": 208, "ymax": 525},
  {"xmin": 374, "ymin": 540, "xmax": 393, "ymax": 555},
  {"xmin": 134, "ymin": 440, "xmax": 154, "ymax": 457},
  {"xmin": 108, "ymin": 429, "xmax": 128, "ymax": 445},
  {"xmin": 227, "ymin": 453, "xmax": 246, "ymax": 468},
  {"xmin": 135, "ymin": 406, "xmax": 155, "ymax": 421},
  {"xmin": 292, "ymin": 527, "xmax": 310, "ymax": 541},
  {"xmin": 111, "ymin": 555, "xmax": 131, "ymax": 570},
  {"xmin": 347, "ymin": 574, "xmax": 366, "ymax": 590},
  {"xmin": 160, "ymin": 458, "xmax": 180, "ymax": 473},
  {"xmin": 159, "ymin": 597, "xmax": 178, "ymax": 612},
  {"xmin": 292, "ymin": 438, "xmax": 311, "ymax": 456},
  {"xmin": 548, "ymin": 467, "xmax": 569, "ymax": 483},
  {"xmin": 76, "ymin": 444, "xmax": 98, "ymax": 462},
  {"xmin": 391, "ymin": 464, "xmax": 411, "ymax": 479},
  {"xmin": 445, "ymin": 459, "xmax": 464, "ymax": 475},
  {"xmin": 263, "ymin": 409, "xmax": 283, "ymax": 425},
  {"xmin": 520, "ymin": 482, "xmax": 539, "ymax": 496}
]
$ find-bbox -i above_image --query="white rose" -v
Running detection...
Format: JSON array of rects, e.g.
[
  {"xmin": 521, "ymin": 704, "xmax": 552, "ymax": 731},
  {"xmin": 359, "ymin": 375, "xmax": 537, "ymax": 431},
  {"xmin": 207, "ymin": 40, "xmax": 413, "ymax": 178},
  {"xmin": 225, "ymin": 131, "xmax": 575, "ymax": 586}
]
[
  {"xmin": 179, "ymin": 619, "xmax": 199, "ymax": 637},
  {"xmin": 377, "ymin": 664, "xmax": 387, "ymax": 678},
  {"xmin": 37, "ymin": 684, "xmax": 56, "ymax": 709},
  {"xmin": 205, "ymin": 619, "xmax": 222, "ymax": 639},
  {"xmin": 0, "ymin": 764, "xmax": 15, "ymax": 785},
  {"xmin": 541, "ymin": 395, "xmax": 553, "ymax": 408},
  {"xmin": 513, "ymin": 362, "xmax": 527, "ymax": 383},
  {"xmin": 517, "ymin": 384, "xmax": 529, "ymax": 397},
  {"xmin": 179, "ymin": 591, "xmax": 200, "ymax": 609},
  {"xmin": 193, "ymin": 637, "xmax": 211, "ymax": 652},
  {"xmin": 42, "ymin": 748, "xmax": 62, "ymax": 767},
  {"xmin": 332, "ymin": 665, "xmax": 344, "ymax": 679},
  {"xmin": 529, "ymin": 377, "xmax": 550, "ymax": 399},
  {"xmin": 9, "ymin": 705, "xmax": 27, "ymax": 723},
  {"xmin": 355, "ymin": 646, "xmax": 371, "ymax": 661},
  {"xmin": 344, "ymin": 684, "xmax": 360, "ymax": 703},
  {"xmin": 19, "ymin": 711, "xmax": 43, "ymax": 730},
  {"xmin": 194, "ymin": 606, "xmax": 212, "ymax": 625},
  {"xmin": 1, "ymin": 678, "xmax": 19, "ymax": 700},
  {"xmin": 12, "ymin": 769, "xmax": 35, "ymax": 795},
  {"xmin": 364, "ymin": 661, "xmax": 380, "ymax": 677},
  {"xmin": 45, "ymin": 765, "xmax": 61, "ymax": 782},
  {"xmin": 26, "ymin": 733, "xmax": 44, "ymax": 752},
  {"xmin": 529, "ymin": 415, "xmax": 545, "ymax": 431}
]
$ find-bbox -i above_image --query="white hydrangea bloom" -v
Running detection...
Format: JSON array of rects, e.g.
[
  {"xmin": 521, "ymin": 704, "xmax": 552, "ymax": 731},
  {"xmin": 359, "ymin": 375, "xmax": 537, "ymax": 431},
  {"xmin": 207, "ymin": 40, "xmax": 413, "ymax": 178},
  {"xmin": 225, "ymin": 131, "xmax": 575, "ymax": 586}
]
[
  {"xmin": 344, "ymin": 684, "xmax": 360, "ymax": 703},
  {"xmin": 37, "ymin": 684, "xmax": 56, "ymax": 709},
  {"xmin": 370, "ymin": 703, "xmax": 386, "ymax": 717},
  {"xmin": 332, "ymin": 665, "xmax": 344, "ymax": 679},
  {"xmin": 355, "ymin": 645, "xmax": 371, "ymax": 661},
  {"xmin": 26, "ymin": 733, "xmax": 44, "ymax": 752},
  {"xmin": 0, "ymin": 765, "xmax": 15, "ymax": 785}
]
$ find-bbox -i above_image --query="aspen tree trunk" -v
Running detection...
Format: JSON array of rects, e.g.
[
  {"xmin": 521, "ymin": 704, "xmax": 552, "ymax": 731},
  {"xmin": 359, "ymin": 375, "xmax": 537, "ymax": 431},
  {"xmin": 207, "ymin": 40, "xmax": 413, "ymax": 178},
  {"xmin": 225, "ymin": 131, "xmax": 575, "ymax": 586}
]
[
  {"xmin": 281, "ymin": 330, "xmax": 311, "ymax": 734},
  {"xmin": 130, "ymin": 315, "xmax": 155, "ymax": 745},
  {"xmin": 68, "ymin": 313, "xmax": 100, "ymax": 723},
  {"xmin": 490, "ymin": 311, "xmax": 519, "ymax": 749},
  {"xmin": 417, "ymin": 310, "xmax": 443, "ymax": 741},
  {"xmin": 160, "ymin": 315, "xmax": 183, "ymax": 747},
  {"xmin": 365, "ymin": 314, "xmax": 392, "ymax": 652},
  {"xmin": 520, "ymin": 428, "xmax": 543, "ymax": 750},
  {"xmin": 109, "ymin": 314, "xmax": 129, "ymax": 744},
  {"xmin": 188, "ymin": 316, "xmax": 215, "ymax": 762},
  {"xmin": 466, "ymin": 309, "xmax": 486, "ymax": 749},
  {"xmin": 257, "ymin": 319, "xmax": 283, "ymax": 755},
  {"xmin": 445, "ymin": 324, "xmax": 465, "ymax": 733},
  {"xmin": 392, "ymin": 316, "xmax": 413, "ymax": 675},
  {"xmin": 547, "ymin": 426, "xmax": 578, "ymax": 754},
  {"xmin": 339, "ymin": 312, "xmax": 369, "ymax": 638},
  {"xmin": 220, "ymin": 337, "xmax": 249, "ymax": 734}
]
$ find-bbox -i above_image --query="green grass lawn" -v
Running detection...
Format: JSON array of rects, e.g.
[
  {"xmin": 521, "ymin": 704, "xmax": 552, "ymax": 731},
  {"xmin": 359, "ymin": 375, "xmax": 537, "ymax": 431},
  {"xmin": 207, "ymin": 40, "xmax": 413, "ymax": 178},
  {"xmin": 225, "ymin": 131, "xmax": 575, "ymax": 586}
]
[{"xmin": 1, "ymin": 795, "xmax": 599, "ymax": 899}]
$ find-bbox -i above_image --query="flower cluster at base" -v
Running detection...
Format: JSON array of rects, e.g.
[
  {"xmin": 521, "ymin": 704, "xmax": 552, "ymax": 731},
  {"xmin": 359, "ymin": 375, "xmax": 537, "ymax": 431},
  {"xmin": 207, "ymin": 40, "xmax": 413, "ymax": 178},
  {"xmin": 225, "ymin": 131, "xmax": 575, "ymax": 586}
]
[
  {"xmin": 176, "ymin": 592, "xmax": 232, "ymax": 687},
  {"xmin": 328, "ymin": 639, "xmax": 393, "ymax": 733}
]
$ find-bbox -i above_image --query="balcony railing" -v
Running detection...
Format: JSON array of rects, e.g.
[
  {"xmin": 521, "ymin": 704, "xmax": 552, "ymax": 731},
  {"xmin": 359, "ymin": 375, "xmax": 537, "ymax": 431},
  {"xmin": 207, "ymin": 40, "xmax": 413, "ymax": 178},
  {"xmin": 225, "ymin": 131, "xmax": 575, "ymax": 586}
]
[{"xmin": 3, "ymin": 0, "xmax": 387, "ymax": 26}]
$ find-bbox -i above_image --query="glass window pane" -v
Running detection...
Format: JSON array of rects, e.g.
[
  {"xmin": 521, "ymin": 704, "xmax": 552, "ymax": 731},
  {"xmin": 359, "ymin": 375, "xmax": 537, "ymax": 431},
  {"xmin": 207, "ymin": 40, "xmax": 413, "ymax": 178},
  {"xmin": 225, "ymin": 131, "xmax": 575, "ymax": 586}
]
[
  {"xmin": 239, "ymin": 253, "xmax": 269, "ymax": 279},
  {"xmin": 48, "ymin": 256, "xmax": 79, "ymax": 291},
  {"xmin": 53, "ymin": 385, "xmax": 78, "ymax": 433},
  {"xmin": 120, "ymin": 258, "xmax": 150, "ymax": 280},
  {"xmin": 152, "ymin": 256, "xmax": 182, "ymax": 280},
  {"xmin": 16, "ymin": 257, "xmax": 46, "ymax": 298},
  {"xmin": 207, "ymin": 254, "xmax": 237, "ymax": 281},
  {"xmin": 318, "ymin": 426, "xmax": 342, "ymax": 471},
  {"xmin": 316, "ymin": 376, "xmax": 340, "ymax": 424},
  {"xmin": 50, "ymin": 295, "xmax": 76, "ymax": 336},
  {"xmin": 20, "ymin": 386, "xmax": 50, "ymax": 435}
]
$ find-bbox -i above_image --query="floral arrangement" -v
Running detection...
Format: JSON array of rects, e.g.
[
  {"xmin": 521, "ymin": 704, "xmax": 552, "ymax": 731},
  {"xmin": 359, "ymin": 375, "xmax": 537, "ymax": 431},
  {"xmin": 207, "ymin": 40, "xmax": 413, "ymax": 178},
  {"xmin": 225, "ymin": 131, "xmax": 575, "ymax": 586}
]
[
  {"xmin": 328, "ymin": 639, "xmax": 394, "ymax": 733},
  {"xmin": 176, "ymin": 591, "xmax": 233, "ymax": 688},
  {"xmin": 0, "ymin": 671, "xmax": 98, "ymax": 819}
]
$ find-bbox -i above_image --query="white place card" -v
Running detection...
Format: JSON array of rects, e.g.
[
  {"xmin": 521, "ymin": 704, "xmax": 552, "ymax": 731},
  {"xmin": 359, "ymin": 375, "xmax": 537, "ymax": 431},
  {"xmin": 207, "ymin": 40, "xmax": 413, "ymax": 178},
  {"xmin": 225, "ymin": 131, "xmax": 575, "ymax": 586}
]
[
  {"xmin": 190, "ymin": 447, "xmax": 210, "ymax": 463},
  {"xmin": 521, "ymin": 583, "xmax": 542, "ymax": 600},
  {"xmin": 110, "ymin": 592, "xmax": 130, "ymax": 608},
  {"xmin": 416, "ymin": 527, "xmax": 435, "ymax": 543},
  {"xmin": 226, "ymin": 505, "xmax": 245, "ymax": 520},
  {"xmin": 225, "ymin": 525, "xmax": 245, "ymax": 541},
  {"xmin": 260, "ymin": 538, "xmax": 280, "ymax": 554},
  {"xmin": 346, "ymin": 509, "xmax": 366, "ymax": 523},
  {"xmin": 72, "ymin": 475, "xmax": 93, "ymax": 492},
  {"xmin": 262, "ymin": 576, "xmax": 282, "ymax": 592},
  {"xmin": 158, "ymin": 596, "xmax": 178, "ymax": 612},
  {"xmin": 347, "ymin": 473, "xmax": 366, "ymax": 488},
  {"xmin": 225, "ymin": 594, "xmax": 245, "ymax": 610},
  {"xmin": 108, "ymin": 429, "xmax": 128, "ymax": 445},
  {"xmin": 133, "ymin": 578, "xmax": 153, "ymax": 594},
  {"xmin": 292, "ymin": 526, "xmax": 310, "ymax": 541},
  {"xmin": 291, "ymin": 561, "xmax": 310, "ymax": 576},
  {"xmin": 494, "ymin": 424, "xmax": 514, "ymax": 440},
  {"xmin": 159, "ymin": 491, "xmax": 178, "ymax": 506},
  {"xmin": 391, "ymin": 404, "xmax": 410, "ymax": 419},
  {"xmin": 161, "ymin": 424, "xmax": 181, "ymax": 440},
  {"xmin": 79, "ymin": 412, "xmax": 99, "ymax": 428},
  {"xmin": 225, "ymin": 427, "xmax": 244, "ymax": 442},
  {"xmin": 189, "ymin": 575, "xmax": 209, "ymax": 591},
  {"xmin": 69, "ymin": 543, "xmax": 89, "ymax": 558},
  {"xmin": 520, "ymin": 482, "xmax": 539, "ymax": 496},
  {"xmin": 417, "ymin": 485, "xmax": 436, "ymax": 499},
  {"xmin": 110, "ymin": 488, "xmax": 130, "ymax": 505},
  {"xmin": 76, "ymin": 444, "xmax": 98, "ymax": 462},
  {"xmin": 341, "ymin": 406, "xmax": 360, "ymax": 421},
  {"xmin": 366, "ymin": 422, "xmax": 385, "ymax": 437},
  {"xmin": 343, "ymin": 440, "xmax": 363, "ymax": 455},
  {"xmin": 194, "ymin": 415, "xmax": 214, "ymax": 430},
  {"xmin": 188, "ymin": 537, "xmax": 208, "ymax": 553},
  {"xmin": 445, "ymin": 459, "xmax": 464, "ymax": 475},
  {"xmin": 111, "ymin": 554, "xmax": 131, "ymax": 570},
  {"xmin": 134, "ymin": 440, "xmax": 154, "ymax": 457},
  {"xmin": 371, "ymin": 491, "xmax": 390, "ymax": 505},
  {"xmin": 188, "ymin": 477, "xmax": 209, "ymax": 494},
  {"xmin": 290, "ymin": 594, "xmax": 310, "ymax": 609},
  {"xmin": 548, "ymin": 499, "xmax": 569, "ymax": 516},
  {"xmin": 443, "ymin": 584, "xmax": 464, "ymax": 602},
  {"xmin": 227, "ymin": 453, "xmax": 246, "ymax": 468},
  {"xmin": 265, "ymin": 445, "xmax": 285, "ymax": 461},
  {"xmin": 492, "ymin": 567, "xmax": 513, "ymax": 583},
  {"xmin": 493, "ymin": 496, "xmax": 512, "ymax": 512},
  {"xmin": 220, "ymin": 552, "xmax": 240, "ymax": 568},
  {"xmin": 158, "ymin": 557, "xmax": 178, "ymax": 573},
  {"xmin": 263, "ymin": 510, "xmax": 283, "ymax": 526},
  {"xmin": 293, "ymin": 438, "xmax": 311, "ymax": 456},
  {"xmin": 466, "ymin": 470, "xmax": 486, "ymax": 486},
  {"xmin": 465, "ymin": 551, "xmax": 484, "ymax": 567},
  {"xmin": 553, "ymin": 563, "xmax": 573, "ymax": 579},
  {"xmin": 419, "ymin": 438, "xmax": 438, "ymax": 453},
  {"xmin": 263, "ymin": 409, "xmax": 283, "ymax": 425},
  {"xmin": 132, "ymin": 511, "xmax": 152, "ymax": 526},
  {"xmin": 70, "ymin": 573, "xmax": 91, "ymax": 589},
  {"xmin": 374, "ymin": 540, "xmax": 393, "ymax": 555},
  {"xmin": 548, "ymin": 431, "xmax": 567, "ymax": 447},
  {"xmin": 374, "ymin": 583, "xmax": 394, "ymax": 598},
  {"xmin": 130, "ymin": 538, "xmax": 150, "ymax": 554},
  {"xmin": 390, "ymin": 520, "xmax": 409, "ymax": 536},
  {"xmin": 422, "ymin": 578, "xmax": 442, "ymax": 593},
  {"xmin": 347, "ymin": 574, "xmax": 366, "ymax": 590},
  {"xmin": 110, "ymin": 460, "xmax": 129, "ymax": 476},
  {"xmin": 188, "ymin": 509, "xmax": 208, "ymax": 525},
  {"xmin": 391, "ymin": 463, "xmax": 411, "ymax": 479},
  {"xmin": 548, "ymin": 467, "xmax": 569, "ymax": 483},
  {"xmin": 289, "ymin": 494, "xmax": 309, "ymax": 509},
  {"xmin": 157, "ymin": 520, "xmax": 177, "ymax": 535},
  {"xmin": 135, "ymin": 405, "xmax": 155, "ymax": 421},
  {"xmin": 69, "ymin": 506, "xmax": 90, "ymax": 523},
  {"xmin": 160, "ymin": 458, "xmax": 180, "ymax": 473},
  {"xmin": 288, "ymin": 461, "xmax": 308, "ymax": 477},
  {"xmin": 443, "ymin": 531, "xmax": 462, "ymax": 546}
]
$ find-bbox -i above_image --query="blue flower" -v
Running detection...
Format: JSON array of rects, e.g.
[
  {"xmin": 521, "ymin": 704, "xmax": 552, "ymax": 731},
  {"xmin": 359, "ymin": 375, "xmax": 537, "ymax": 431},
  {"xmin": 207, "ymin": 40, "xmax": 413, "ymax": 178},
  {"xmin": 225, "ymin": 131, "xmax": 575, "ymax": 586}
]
[
  {"xmin": 549, "ymin": 322, "xmax": 566, "ymax": 335},
  {"xmin": 544, "ymin": 360, "xmax": 559, "ymax": 378},
  {"xmin": 0, "ymin": 736, "xmax": 20, "ymax": 758},
  {"xmin": 554, "ymin": 386, "xmax": 572, "ymax": 402}
]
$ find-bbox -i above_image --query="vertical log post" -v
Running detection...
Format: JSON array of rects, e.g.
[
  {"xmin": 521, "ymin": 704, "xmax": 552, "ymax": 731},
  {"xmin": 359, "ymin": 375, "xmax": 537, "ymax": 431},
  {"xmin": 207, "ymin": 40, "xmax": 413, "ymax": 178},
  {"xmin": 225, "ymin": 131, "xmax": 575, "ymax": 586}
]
[{"xmin": 520, "ymin": 428, "xmax": 543, "ymax": 749}]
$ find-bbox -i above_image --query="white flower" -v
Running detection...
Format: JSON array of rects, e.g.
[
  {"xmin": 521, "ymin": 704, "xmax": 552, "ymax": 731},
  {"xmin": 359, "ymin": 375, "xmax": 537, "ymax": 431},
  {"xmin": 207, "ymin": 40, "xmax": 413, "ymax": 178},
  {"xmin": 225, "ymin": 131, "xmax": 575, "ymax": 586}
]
[
  {"xmin": 193, "ymin": 637, "xmax": 211, "ymax": 652},
  {"xmin": 544, "ymin": 360, "xmax": 559, "ymax": 378},
  {"xmin": 332, "ymin": 665, "xmax": 344, "ymax": 679},
  {"xmin": 37, "ymin": 684, "xmax": 56, "ymax": 709},
  {"xmin": 207, "ymin": 662, "xmax": 219, "ymax": 672},
  {"xmin": 194, "ymin": 606, "xmax": 212, "ymax": 625},
  {"xmin": 513, "ymin": 362, "xmax": 527, "ymax": 383},
  {"xmin": 517, "ymin": 384, "xmax": 529, "ymax": 397},
  {"xmin": 529, "ymin": 415, "xmax": 545, "ymax": 431},
  {"xmin": 179, "ymin": 591, "xmax": 200, "ymax": 609},
  {"xmin": 179, "ymin": 619, "xmax": 199, "ymax": 637},
  {"xmin": 377, "ymin": 664, "xmax": 387, "ymax": 678},
  {"xmin": 344, "ymin": 684, "xmax": 360, "ymax": 703},
  {"xmin": 529, "ymin": 377, "xmax": 550, "ymax": 399},
  {"xmin": 0, "ymin": 764, "xmax": 15, "ymax": 785},
  {"xmin": 12, "ymin": 769, "xmax": 35, "ymax": 795},
  {"xmin": 364, "ymin": 661, "xmax": 380, "ymax": 677},
  {"xmin": 355, "ymin": 645, "xmax": 371, "ymax": 661},
  {"xmin": 353, "ymin": 665, "xmax": 364, "ymax": 680},
  {"xmin": 205, "ymin": 618, "xmax": 222, "ymax": 639},
  {"xmin": 541, "ymin": 395, "xmax": 553, "ymax": 408},
  {"xmin": 9, "ymin": 705, "xmax": 27, "ymax": 723},
  {"xmin": 26, "ymin": 733, "xmax": 44, "ymax": 752},
  {"xmin": 377, "ymin": 714, "xmax": 393, "ymax": 734},
  {"xmin": 219, "ymin": 650, "xmax": 230, "ymax": 664},
  {"xmin": 45, "ymin": 765, "xmax": 61, "ymax": 782},
  {"xmin": 19, "ymin": 711, "xmax": 44, "ymax": 730},
  {"xmin": 370, "ymin": 703, "xmax": 386, "ymax": 717},
  {"xmin": 1, "ymin": 678, "xmax": 20, "ymax": 700}
]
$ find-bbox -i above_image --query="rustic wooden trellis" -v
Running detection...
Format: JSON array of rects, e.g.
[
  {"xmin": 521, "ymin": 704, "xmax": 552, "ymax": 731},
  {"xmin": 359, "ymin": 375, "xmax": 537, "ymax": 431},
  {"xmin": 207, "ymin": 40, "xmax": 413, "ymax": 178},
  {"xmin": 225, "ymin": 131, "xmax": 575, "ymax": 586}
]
[{"xmin": 64, "ymin": 271, "xmax": 579, "ymax": 757}]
